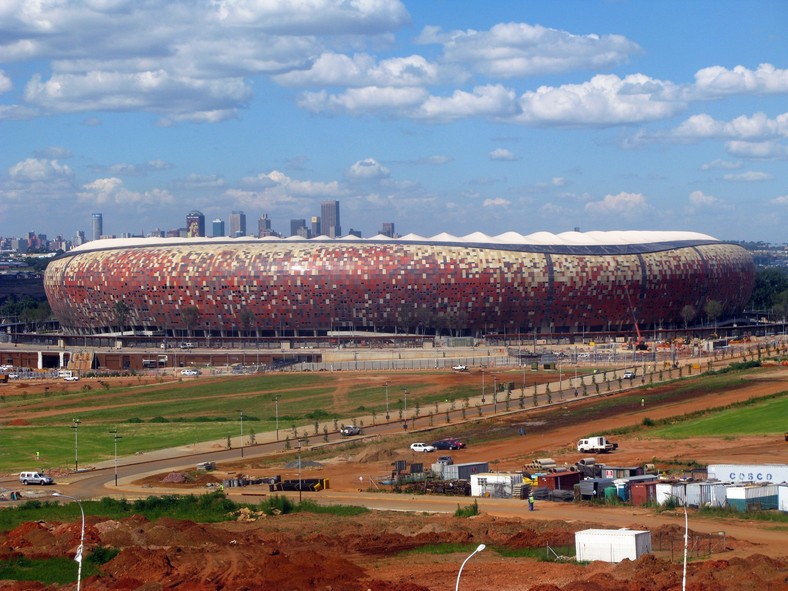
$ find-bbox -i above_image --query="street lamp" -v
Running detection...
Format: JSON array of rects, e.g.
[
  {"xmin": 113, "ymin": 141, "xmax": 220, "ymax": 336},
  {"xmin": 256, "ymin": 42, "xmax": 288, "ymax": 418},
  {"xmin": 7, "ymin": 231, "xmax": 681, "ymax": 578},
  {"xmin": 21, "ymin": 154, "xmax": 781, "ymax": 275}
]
[
  {"xmin": 237, "ymin": 409, "xmax": 244, "ymax": 458},
  {"xmin": 274, "ymin": 396, "xmax": 279, "ymax": 441},
  {"xmin": 385, "ymin": 381, "xmax": 390, "ymax": 420},
  {"xmin": 481, "ymin": 368, "xmax": 486, "ymax": 403},
  {"xmin": 297, "ymin": 439, "xmax": 303, "ymax": 503},
  {"xmin": 108, "ymin": 428, "xmax": 122, "ymax": 486},
  {"xmin": 492, "ymin": 374, "xmax": 497, "ymax": 414},
  {"xmin": 71, "ymin": 419, "xmax": 80, "ymax": 472},
  {"xmin": 455, "ymin": 543, "xmax": 485, "ymax": 591},
  {"xmin": 52, "ymin": 493, "xmax": 85, "ymax": 591}
]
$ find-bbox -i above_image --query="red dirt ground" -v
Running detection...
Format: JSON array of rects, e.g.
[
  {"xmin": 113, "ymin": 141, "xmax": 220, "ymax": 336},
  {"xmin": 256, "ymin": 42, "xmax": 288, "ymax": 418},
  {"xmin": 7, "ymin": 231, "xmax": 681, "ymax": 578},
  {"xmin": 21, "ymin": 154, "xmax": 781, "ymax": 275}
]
[{"xmin": 1, "ymin": 367, "xmax": 787, "ymax": 590}]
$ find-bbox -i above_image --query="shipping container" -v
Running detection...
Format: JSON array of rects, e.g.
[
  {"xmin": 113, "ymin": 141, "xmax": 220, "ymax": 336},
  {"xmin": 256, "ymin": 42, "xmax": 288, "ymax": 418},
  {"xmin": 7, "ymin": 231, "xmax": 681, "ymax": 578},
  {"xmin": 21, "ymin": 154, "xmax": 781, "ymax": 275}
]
[
  {"xmin": 602, "ymin": 465, "xmax": 644, "ymax": 479},
  {"xmin": 685, "ymin": 481, "xmax": 727, "ymax": 508},
  {"xmin": 778, "ymin": 484, "xmax": 788, "ymax": 512},
  {"xmin": 575, "ymin": 529, "xmax": 652, "ymax": 563},
  {"xmin": 707, "ymin": 463, "xmax": 788, "ymax": 484},
  {"xmin": 441, "ymin": 462, "xmax": 488, "ymax": 481},
  {"xmin": 726, "ymin": 484, "xmax": 779, "ymax": 511},
  {"xmin": 629, "ymin": 481, "xmax": 657, "ymax": 506},
  {"xmin": 655, "ymin": 481, "xmax": 686, "ymax": 506},
  {"xmin": 470, "ymin": 472, "xmax": 523, "ymax": 498},
  {"xmin": 578, "ymin": 478, "xmax": 614, "ymax": 500},
  {"xmin": 537, "ymin": 471, "xmax": 582, "ymax": 491}
]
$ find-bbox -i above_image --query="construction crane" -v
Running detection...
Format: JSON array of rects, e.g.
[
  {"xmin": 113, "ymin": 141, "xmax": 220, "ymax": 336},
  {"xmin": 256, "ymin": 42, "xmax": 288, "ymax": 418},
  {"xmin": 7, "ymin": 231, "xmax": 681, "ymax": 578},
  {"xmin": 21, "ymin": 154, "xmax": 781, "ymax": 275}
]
[{"xmin": 625, "ymin": 287, "xmax": 649, "ymax": 351}]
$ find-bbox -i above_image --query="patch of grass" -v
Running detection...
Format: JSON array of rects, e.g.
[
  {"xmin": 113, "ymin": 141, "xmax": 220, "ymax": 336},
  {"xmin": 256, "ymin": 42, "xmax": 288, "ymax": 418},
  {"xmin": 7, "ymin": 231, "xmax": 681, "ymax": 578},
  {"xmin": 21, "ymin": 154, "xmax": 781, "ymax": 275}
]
[
  {"xmin": 295, "ymin": 499, "xmax": 369, "ymax": 516},
  {"xmin": 696, "ymin": 505, "xmax": 788, "ymax": 523},
  {"xmin": 259, "ymin": 494, "xmax": 295, "ymax": 515},
  {"xmin": 402, "ymin": 543, "xmax": 484, "ymax": 556},
  {"xmin": 494, "ymin": 545, "xmax": 575, "ymax": 561},
  {"xmin": 454, "ymin": 499, "xmax": 479, "ymax": 518},
  {"xmin": 0, "ymin": 555, "xmax": 97, "ymax": 584}
]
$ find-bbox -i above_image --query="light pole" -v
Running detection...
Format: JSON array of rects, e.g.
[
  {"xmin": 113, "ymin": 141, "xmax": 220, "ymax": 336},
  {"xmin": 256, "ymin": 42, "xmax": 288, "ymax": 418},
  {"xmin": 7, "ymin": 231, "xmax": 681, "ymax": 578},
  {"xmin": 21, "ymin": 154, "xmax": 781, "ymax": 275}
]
[
  {"xmin": 493, "ymin": 374, "xmax": 497, "ymax": 414},
  {"xmin": 274, "ymin": 396, "xmax": 279, "ymax": 441},
  {"xmin": 52, "ymin": 493, "xmax": 85, "ymax": 591},
  {"xmin": 385, "ymin": 381, "xmax": 390, "ymax": 420},
  {"xmin": 72, "ymin": 418, "xmax": 80, "ymax": 472},
  {"xmin": 108, "ymin": 428, "xmax": 122, "ymax": 486},
  {"xmin": 238, "ymin": 409, "xmax": 244, "ymax": 458},
  {"xmin": 297, "ymin": 439, "xmax": 303, "ymax": 503},
  {"xmin": 481, "ymin": 368, "xmax": 486, "ymax": 403},
  {"xmin": 455, "ymin": 543, "xmax": 485, "ymax": 591}
]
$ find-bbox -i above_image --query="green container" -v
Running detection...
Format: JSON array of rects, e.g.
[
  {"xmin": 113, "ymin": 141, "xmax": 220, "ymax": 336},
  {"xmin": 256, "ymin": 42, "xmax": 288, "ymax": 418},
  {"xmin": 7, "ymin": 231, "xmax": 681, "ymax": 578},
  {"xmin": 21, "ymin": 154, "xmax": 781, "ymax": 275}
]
[{"xmin": 604, "ymin": 486, "xmax": 617, "ymax": 501}]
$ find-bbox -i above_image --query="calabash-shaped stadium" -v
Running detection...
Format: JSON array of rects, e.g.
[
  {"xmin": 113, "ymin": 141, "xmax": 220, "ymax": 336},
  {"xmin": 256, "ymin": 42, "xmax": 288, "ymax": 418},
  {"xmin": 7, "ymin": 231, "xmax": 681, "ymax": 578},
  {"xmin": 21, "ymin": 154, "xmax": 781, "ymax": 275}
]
[{"xmin": 43, "ymin": 230, "xmax": 755, "ymax": 337}]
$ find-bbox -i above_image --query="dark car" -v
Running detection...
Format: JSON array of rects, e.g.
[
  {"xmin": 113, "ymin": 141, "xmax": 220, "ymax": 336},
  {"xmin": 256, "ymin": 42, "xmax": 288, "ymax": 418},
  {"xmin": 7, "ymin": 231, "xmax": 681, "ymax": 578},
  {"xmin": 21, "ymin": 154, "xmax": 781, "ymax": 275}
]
[
  {"xmin": 436, "ymin": 455, "xmax": 454, "ymax": 465},
  {"xmin": 444, "ymin": 437, "xmax": 466, "ymax": 449},
  {"xmin": 431, "ymin": 439, "xmax": 460, "ymax": 450},
  {"xmin": 340, "ymin": 425, "xmax": 361, "ymax": 436}
]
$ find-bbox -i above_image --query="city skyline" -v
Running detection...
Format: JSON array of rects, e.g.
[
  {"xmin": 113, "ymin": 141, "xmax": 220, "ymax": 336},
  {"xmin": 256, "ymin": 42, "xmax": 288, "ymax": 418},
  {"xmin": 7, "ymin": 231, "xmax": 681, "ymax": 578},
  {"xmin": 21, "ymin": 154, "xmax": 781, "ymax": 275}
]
[{"xmin": 1, "ymin": 2, "xmax": 787, "ymax": 242}]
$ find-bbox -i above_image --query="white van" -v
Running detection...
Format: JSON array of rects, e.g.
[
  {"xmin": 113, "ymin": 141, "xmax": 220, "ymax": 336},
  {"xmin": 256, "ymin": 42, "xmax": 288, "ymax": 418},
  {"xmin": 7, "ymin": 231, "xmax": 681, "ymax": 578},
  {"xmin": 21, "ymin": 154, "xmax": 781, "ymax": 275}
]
[{"xmin": 19, "ymin": 471, "xmax": 54, "ymax": 485}]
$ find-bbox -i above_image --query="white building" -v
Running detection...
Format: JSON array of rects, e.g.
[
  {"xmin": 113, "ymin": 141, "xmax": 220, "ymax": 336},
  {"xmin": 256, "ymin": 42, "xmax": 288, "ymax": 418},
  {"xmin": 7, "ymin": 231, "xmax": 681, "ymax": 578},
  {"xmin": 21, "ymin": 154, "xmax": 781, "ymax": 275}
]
[{"xmin": 575, "ymin": 529, "xmax": 652, "ymax": 563}]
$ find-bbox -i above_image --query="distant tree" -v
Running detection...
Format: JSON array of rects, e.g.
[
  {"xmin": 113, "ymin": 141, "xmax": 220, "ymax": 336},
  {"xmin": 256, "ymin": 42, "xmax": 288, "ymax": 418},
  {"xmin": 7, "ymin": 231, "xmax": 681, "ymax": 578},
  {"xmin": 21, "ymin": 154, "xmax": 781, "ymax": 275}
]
[
  {"xmin": 182, "ymin": 305, "xmax": 199, "ymax": 336},
  {"xmin": 749, "ymin": 268, "xmax": 788, "ymax": 311},
  {"xmin": 680, "ymin": 305, "xmax": 696, "ymax": 330},
  {"xmin": 239, "ymin": 309, "xmax": 255, "ymax": 337},
  {"xmin": 704, "ymin": 299, "xmax": 723, "ymax": 330},
  {"xmin": 114, "ymin": 301, "xmax": 130, "ymax": 333}
]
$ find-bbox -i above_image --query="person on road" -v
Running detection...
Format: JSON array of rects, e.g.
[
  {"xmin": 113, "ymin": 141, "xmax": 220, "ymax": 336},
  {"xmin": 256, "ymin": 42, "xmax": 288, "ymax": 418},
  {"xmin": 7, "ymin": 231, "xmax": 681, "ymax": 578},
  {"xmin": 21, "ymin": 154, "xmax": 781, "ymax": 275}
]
[{"xmin": 528, "ymin": 492, "xmax": 535, "ymax": 511}]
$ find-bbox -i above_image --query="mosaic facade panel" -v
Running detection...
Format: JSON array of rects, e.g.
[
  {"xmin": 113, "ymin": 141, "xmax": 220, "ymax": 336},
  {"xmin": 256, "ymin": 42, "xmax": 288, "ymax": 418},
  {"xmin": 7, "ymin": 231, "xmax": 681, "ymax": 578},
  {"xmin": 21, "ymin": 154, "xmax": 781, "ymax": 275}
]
[{"xmin": 44, "ymin": 241, "xmax": 755, "ymax": 335}]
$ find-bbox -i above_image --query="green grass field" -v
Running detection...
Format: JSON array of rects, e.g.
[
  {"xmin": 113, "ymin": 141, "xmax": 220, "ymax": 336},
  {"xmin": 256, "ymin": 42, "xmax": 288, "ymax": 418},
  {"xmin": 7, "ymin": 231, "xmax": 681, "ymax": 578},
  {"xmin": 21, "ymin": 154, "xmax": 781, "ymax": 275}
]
[{"xmin": 647, "ymin": 394, "xmax": 788, "ymax": 438}]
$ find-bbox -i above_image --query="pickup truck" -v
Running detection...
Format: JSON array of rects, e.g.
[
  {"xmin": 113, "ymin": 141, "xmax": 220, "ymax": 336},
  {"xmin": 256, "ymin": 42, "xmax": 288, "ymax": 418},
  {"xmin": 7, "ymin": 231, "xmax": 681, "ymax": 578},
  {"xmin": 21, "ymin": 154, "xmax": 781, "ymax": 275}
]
[
  {"xmin": 340, "ymin": 425, "xmax": 361, "ymax": 436},
  {"xmin": 577, "ymin": 436, "xmax": 618, "ymax": 453}
]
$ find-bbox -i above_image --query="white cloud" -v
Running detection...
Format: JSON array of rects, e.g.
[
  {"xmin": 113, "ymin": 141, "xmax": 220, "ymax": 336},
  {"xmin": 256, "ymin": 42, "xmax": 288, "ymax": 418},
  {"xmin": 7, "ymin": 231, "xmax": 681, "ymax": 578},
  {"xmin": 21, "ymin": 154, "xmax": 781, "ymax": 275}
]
[
  {"xmin": 770, "ymin": 195, "xmax": 788, "ymax": 206},
  {"xmin": 692, "ymin": 63, "xmax": 788, "ymax": 98},
  {"xmin": 239, "ymin": 170, "xmax": 344, "ymax": 197},
  {"xmin": 2, "ymin": 0, "xmax": 410, "ymax": 121},
  {"xmin": 517, "ymin": 74, "xmax": 685, "ymax": 126},
  {"xmin": 0, "ymin": 70, "xmax": 11, "ymax": 93},
  {"xmin": 274, "ymin": 52, "xmax": 446, "ymax": 87},
  {"xmin": 348, "ymin": 158, "xmax": 390, "ymax": 179},
  {"xmin": 489, "ymin": 148, "xmax": 516, "ymax": 161},
  {"xmin": 724, "ymin": 140, "xmax": 787, "ymax": 159},
  {"xmin": 483, "ymin": 197, "xmax": 510, "ymax": 207},
  {"xmin": 584, "ymin": 192, "xmax": 649, "ymax": 216},
  {"xmin": 672, "ymin": 112, "xmax": 788, "ymax": 141},
  {"xmin": 298, "ymin": 86, "xmax": 427, "ymax": 114},
  {"xmin": 77, "ymin": 177, "xmax": 174, "ymax": 205},
  {"xmin": 723, "ymin": 171, "xmax": 773, "ymax": 182},
  {"xmin": 416, "ymin": 84, "xmax": 517, "ymax": 121},
  {"xmin": 9, "ymin": 158, "xmax": 73, "ymax": 182},
  {"xmin": 552, "ymin": 177, "xmax": 567, "ymax": 186},
  {"xmin": 688, "ymin": 190, "xmax": 723, "ymax": 210},
  {"xmin": 425, "ymin": 22, "xmax": 640, "ymax": 77},
  {"xmin": 700, "ymin": 159, "xmax": 741, "ymax": 171}
]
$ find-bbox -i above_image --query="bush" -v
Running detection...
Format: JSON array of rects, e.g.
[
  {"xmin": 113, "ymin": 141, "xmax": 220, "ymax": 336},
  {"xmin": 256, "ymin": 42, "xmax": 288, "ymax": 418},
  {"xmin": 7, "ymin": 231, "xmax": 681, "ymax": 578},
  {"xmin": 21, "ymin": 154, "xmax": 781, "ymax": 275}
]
[
  {"xmin": 454, "ymin": 499, "xmax": 479, "ymax": 518},
  {"xmin": 259, "ymin": 495, "xmax": 295, "ymax": 515}
]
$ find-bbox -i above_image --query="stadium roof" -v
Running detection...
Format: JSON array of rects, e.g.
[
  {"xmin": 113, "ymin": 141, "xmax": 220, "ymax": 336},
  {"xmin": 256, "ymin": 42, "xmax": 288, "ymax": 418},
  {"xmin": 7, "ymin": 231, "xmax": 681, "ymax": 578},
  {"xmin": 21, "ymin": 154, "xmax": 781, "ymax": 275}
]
[{"xmin": 71, "ymin": 230, "xmax": 719, "ymax": 254}]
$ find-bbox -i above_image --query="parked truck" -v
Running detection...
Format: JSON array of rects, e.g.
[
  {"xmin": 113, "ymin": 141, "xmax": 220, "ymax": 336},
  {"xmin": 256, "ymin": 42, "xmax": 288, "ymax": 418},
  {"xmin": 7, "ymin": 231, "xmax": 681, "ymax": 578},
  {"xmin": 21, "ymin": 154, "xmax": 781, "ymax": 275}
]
[{"xmin": 577, "ymin": 436, "xmax": 618, "ymax": 453}]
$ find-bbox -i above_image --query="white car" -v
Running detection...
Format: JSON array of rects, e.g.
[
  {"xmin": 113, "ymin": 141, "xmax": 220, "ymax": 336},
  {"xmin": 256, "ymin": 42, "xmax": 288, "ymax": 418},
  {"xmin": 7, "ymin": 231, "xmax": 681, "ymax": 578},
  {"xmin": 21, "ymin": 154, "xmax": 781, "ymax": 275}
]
[
  {"xmin": 452, "ymin": 364, "xmax": 467, "ymax": 372},
  {"xmin": 181, "ymin": 369, "xmax": 200, "ymax": 376},
  {"xmin": 64, "ymin": 375, "xmax": 80, "ymax": 381},
  {"xmin": 623, "ymin": 370, "xmax": 636, "ymax": 379},
  {"xmin": 410, "ymin": 442, "xmax": 436, "ymax": 453}
]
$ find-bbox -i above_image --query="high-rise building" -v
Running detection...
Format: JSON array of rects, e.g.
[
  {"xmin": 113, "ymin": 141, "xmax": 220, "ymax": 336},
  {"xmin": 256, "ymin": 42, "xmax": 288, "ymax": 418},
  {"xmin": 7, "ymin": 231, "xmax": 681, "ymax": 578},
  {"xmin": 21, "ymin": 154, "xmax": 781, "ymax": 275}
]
[
  {"xmin": 92, "ymin": 213, "xmax": 103, "ymax": 241},
  {"xmin": 310, "ymin": 216, "xmax": 321, "ymax": 237},
  {"xmin": 186, "ymin": 211, "xmax": 205, "ymax": 237},
  {"xmin": 212, "ymin": 219, "xmax": 225, "ymax": 237},
  {"xmin": 380, "ymin": 223, "xmax": 395, "ymax": 238},
  {"xmin": 229, "ymin": 211, "xmax": 246, "ymax": 237},
  {"xmin": 290, "ymin": 219, "xmax": 307, "ymax": 237},
  {"xmin": 74, "ymin": 230, "xmax": 86, "ymax": 247},
  {"xmin": 258, "ymin": 213, "xmax": 273, "ymax": 237},
  {"xmin": 320, "ymin": 200, "xmax": 341, "ymax": 238}
]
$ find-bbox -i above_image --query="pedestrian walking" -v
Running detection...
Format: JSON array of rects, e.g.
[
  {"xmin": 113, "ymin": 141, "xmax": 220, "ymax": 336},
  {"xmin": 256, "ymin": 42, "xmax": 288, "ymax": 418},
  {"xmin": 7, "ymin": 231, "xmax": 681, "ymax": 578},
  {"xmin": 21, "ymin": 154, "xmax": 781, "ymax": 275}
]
[{"xmin": 528, "ymin": 492, "xmax": 535, "ymax": 511}]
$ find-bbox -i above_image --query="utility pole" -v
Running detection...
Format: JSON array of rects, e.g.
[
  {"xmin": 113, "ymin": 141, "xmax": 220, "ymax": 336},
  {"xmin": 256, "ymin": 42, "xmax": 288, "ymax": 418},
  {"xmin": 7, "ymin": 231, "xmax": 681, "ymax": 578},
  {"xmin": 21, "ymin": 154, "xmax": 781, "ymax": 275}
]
[
  {"xmin": 72, "ymin": 418, "xmax": 80, "ymax": 472},
  {"xmin": 238, "ymin": 409, "xmax": 244, "ymax": 458},
  {"xmin": 108, "ymin": 428, "xmax": 122, "ymax": 486}
]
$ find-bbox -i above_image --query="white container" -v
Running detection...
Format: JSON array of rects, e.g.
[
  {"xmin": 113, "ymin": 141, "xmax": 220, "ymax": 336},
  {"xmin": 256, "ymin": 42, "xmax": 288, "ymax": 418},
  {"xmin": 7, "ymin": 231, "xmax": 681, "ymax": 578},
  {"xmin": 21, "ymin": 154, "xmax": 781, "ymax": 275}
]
[
  {"xmin": 726, "ymin": 484, "xmax": 779, "ymax": 511},
  {"xmin": 575, "ymin": 529, "xmax": 652, "ymax": 563},
  {"xmin": 686, "ymin": 481, "xmax": 728, "ymax": 508},
  {"xmin": 470, "ymin": 472, "xmax": 523, "ymax": 498},
  {"xmin": 655, "ymin": 481, "xmax": 686, "ymax": 506},
  {"xmin": 707, "ymin": 464, "xmax": 788, "ymax": 484},
  {"xmin": 778, "ymin": 484, "xmax": 788, "ymax": 512}
]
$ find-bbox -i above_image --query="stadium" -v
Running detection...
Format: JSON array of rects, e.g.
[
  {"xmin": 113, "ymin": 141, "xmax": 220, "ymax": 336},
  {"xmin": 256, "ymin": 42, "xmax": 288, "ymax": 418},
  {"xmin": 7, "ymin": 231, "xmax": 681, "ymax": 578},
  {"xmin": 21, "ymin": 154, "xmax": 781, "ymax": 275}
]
[{"xmin": 43, "ymin": 230, "xmax": 755, "ymax": 338}]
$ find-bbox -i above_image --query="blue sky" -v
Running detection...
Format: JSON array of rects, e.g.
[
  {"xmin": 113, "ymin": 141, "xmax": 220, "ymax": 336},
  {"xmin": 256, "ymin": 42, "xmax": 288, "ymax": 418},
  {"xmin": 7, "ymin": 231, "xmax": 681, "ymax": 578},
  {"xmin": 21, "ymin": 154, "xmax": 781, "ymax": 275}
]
[{"xmin": 1, "ymin": 0, "xmax": 786, "ymax": 243}]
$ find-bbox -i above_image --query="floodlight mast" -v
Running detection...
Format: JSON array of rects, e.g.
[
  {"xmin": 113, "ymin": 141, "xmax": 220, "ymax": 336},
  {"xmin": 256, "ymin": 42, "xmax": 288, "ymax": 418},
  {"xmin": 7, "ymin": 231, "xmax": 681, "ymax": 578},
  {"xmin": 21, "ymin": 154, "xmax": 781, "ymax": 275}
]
[{"xmin": 53, "ymin": 493, "xmax": 85, "ymax": 591}]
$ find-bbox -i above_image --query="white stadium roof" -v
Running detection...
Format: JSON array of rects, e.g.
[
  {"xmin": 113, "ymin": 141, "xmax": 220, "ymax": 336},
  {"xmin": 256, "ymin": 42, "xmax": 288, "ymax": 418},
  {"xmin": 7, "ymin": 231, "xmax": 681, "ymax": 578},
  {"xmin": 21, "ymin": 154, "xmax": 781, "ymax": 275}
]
[{"xmin": 71, "ymin": 230, "xmax": 719, "ymax": 253}]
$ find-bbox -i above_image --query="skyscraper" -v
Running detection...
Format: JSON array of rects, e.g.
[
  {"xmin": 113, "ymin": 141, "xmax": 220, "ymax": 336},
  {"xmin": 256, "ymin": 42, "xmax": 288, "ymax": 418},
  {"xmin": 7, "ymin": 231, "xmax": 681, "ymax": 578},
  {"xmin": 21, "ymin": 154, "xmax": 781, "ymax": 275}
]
[
  {"xmin": 212, "ymin": 219, "xmax": 225, "ymax": 237},
  {"xmin": 258, "ymin": 213, "xmax": 273, "ymax": 237},
  {"xmin": 320, "ymin": 200, "xmax": 341, "ymax": 238},
  {"xmin": 290, "ymin": 218, "xmax": 307, "ymax": 237},
  {"xmin": 229, "ymin": 211, "xmax": 246, "ymax": 237},
  {"xmin": 92, "ymin": 213, "xmax": 103, "ymax": 241},
  {"xmin": 381, "ymin": 222, "xmax": 395, "ymax": 238},
  {"xmin": 310, "ymin": 215, "xmax": 321, "ymax": 237},
  {"xmin": 186, "ymin": 211, "xmax": 205, "ymax": 237}
]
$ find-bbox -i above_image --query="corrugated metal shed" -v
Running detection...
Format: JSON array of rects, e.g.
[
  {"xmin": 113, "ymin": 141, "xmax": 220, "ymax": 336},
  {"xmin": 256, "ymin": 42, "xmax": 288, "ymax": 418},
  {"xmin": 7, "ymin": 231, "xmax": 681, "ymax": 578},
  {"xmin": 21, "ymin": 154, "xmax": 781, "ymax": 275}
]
[
  {"xmin": 575, "ymin": 529, "xmax": 652, "ymax": 563},
  {"xmin": 441, "ymin": 462, "xmax": 488, "ymax": 481},
  {"xmin": 537, "ymin": 471, "xmax": 582, "ymax": 491}
]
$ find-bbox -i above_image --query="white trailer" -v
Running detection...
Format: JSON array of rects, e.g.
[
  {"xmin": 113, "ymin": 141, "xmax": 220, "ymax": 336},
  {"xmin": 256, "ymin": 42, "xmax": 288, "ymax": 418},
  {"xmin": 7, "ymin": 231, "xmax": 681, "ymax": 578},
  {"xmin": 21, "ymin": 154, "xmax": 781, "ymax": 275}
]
[
  {"xmin": 707, "ymin": 463, "xmax": 788, "ymax": 484},
  {"xmin": 470, "ymin": 472, "xmax": 523, "ymax": 498},
  {"xmin": 575, "ymin": 529, "xmax": 652, "ymax": 563}
]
